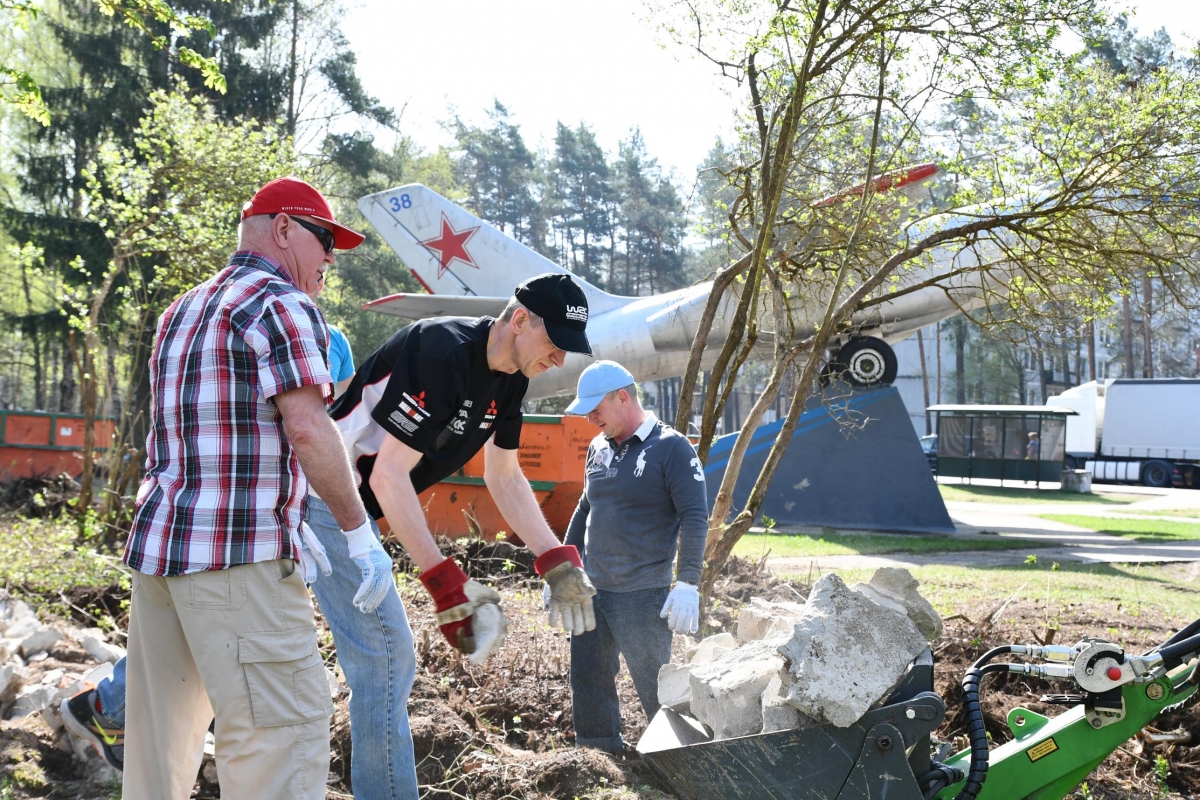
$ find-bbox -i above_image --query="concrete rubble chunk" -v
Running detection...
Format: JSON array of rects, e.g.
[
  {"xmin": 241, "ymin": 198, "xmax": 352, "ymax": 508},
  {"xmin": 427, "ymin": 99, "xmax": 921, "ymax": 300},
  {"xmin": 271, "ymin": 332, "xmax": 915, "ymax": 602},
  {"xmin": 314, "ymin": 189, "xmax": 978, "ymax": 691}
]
[
  {"xmin": 79, "ymin": 634, "xmax": 125, "ymax": 664},
  {"xmin": 761, "ymin": 674, "xmax": 807, "ymax": 733},
  {"xmin": 0, "ymin": 593, "xmax": 33, "ymax": 628},
  {"xmin": 779, "ymin": 573, "xmax": 927, "ymax": 728},
  {"xmin": 19, "ymin": 625, "xmax": 62, "ymax": 658},
  {"xmin": 4, "ymin": 616, "xmax": 40, "ymax": 641},
  {"xmin": 10, "ymin": 684, "xmax": 56, "ymax": 718},
  {"xmin": 736, "ymin": 597, "xmax": 806, "ymax": 644},
  {"xmin": 657, "ymin": 663, "xmax": 693, "ymax": 711},
  {"xmin": 855, "ymin": 567, "xmax": 943, "ymax": 641},
  {"xmin": 686, "ymin": 632, "xmax": 737, "ymax": 665},
  {"xmin": 689, "ymin": 635, "xmax": 789, "ymax": 740},
  {"xmin": 0, "ymin": 664, "xmax": 21, "ymax": 704}
]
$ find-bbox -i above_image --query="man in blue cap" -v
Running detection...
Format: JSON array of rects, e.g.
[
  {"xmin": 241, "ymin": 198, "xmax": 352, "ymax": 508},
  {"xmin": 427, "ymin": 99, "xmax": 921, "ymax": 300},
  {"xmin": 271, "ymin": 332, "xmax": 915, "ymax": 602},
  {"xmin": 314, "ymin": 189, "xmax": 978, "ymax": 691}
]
[{"xmin": 559, "ymin": 360, "xmax": 709, "ymax": 753}]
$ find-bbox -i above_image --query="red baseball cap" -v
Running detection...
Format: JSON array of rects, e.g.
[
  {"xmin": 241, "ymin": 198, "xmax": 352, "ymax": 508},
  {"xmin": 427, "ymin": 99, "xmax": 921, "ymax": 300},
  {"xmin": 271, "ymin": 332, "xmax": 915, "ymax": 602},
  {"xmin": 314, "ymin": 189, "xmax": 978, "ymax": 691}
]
[{"xmin": 241, "ymin": 176, "xmax": 365, "ymax": 250}]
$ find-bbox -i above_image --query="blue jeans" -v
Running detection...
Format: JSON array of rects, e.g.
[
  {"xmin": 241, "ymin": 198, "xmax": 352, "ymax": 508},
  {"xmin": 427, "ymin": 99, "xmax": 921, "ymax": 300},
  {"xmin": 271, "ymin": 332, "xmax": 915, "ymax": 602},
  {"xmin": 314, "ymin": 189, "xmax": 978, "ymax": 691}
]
[
  {"xmin": 570, "ymin": 586, "xmax": 673, "ymax": 753},
  {"xmin": 95, "ymin": 655, "xmax": 127, "ymax": 727},
  {"xmin": 307, "ymin": 495, "xmax": 419, "ymax": 800}
]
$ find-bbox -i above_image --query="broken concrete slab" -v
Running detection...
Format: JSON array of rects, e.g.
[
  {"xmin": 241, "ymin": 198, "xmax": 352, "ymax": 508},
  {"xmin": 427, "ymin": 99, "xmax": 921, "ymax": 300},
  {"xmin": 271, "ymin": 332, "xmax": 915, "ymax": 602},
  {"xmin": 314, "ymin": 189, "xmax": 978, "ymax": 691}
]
[
  {"xmin": 761, "ymin": 674, "xmax": 808, "ymax": 733},
  {"xmin": 779, "ymin": 573, "xmax": 927, "ymax": 728},
  {"xmin": 0, "ymin": 664, "xmax": 21, "ymax": 705},
  {"xmin": 4, "ymin": 616, "xmax": 39, "ymax": 641},
  {"xmin": 689, "ymin": 635, "xmax": 789, "ymax": 740},
  {"xmin": 78, "ymin": 634, "xmax": 125, "ymax": 664},
  {"xmin": 657, "ymin": 663, "xmax": 693, "ymax": 711},
  {"xmin": 859, "ymin": 567, "xmax": 943, "ymax": 641},
  {"xmin": 0, "ymin": 593, "xmax": 33, "ymax": 627},
  {"xmin": 10, "ymin": 684, "xmax": 55, "ymax": 718},
  {"xmin": 686, "ymin": 632, "xmax": 737, "ymax": 665},
  {"xmin": 735, "ymin": 597, "xmax": 806, "ymax": 645},
  {"xmin": 19, "ymin": 625, "xmax": 62, "ymax": 658}
]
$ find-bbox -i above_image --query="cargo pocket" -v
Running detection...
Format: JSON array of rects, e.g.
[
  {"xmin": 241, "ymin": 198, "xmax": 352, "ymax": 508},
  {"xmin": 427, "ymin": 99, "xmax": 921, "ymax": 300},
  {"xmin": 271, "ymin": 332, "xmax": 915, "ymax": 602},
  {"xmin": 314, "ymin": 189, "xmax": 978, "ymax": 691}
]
[{"xmin": 237, "ymin": 627, "xmax": 333, "ymax": 727}]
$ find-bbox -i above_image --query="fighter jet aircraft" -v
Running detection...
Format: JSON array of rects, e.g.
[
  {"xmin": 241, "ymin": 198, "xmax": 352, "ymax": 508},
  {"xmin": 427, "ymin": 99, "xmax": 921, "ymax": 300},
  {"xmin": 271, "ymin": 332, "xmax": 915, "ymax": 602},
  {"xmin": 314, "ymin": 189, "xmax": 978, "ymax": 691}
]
[{"xmin": 356, "ymin": 163, "xmax": 995, "ymax": 400}]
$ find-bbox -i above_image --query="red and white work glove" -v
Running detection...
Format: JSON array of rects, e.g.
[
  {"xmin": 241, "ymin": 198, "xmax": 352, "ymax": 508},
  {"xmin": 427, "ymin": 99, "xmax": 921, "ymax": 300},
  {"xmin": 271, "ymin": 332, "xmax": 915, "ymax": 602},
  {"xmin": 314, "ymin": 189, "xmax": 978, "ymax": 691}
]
[
  {"xmin": 536, "ymin": 546, "xmax": 597, "ymax": 635},
  {"xmin": 419, "ymin": 558, "xmax": 509, "ymax": 663}
]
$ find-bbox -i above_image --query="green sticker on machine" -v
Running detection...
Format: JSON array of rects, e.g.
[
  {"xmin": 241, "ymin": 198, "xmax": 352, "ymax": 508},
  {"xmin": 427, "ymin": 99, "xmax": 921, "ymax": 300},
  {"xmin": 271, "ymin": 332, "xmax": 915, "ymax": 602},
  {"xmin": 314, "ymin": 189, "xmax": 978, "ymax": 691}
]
[{"xmin": 1027, "ymin": 738, "xmax": 1058, "ymax": 762}]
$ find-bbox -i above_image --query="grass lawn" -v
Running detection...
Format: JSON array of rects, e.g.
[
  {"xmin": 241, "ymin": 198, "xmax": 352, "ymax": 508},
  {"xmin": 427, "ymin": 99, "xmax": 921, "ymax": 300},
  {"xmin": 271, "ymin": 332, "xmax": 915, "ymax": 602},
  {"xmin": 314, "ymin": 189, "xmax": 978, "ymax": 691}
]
[
  {"xmin": 939, "ymin": 483, "xmax": 1141, "ymax": 505},
  {"xmin": 1126, "ymin": 508, "xmax": 1200, "ymax": 520},
  {"xmin": 769, "ymin": 560, "xmax": 1200, "ymax": 628},
  {"xmin": 732, "ymin": 529, "xmax": 1053, "ymax": 559},
  {"xmin": 1038, "ymin": 513, "xmax": 1200, "ymax": 542}
]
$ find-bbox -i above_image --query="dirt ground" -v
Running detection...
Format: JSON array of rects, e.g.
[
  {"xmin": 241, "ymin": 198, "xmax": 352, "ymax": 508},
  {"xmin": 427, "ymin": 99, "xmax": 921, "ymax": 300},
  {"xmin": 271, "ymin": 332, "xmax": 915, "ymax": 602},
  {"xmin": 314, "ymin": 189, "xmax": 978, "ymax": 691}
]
[{"xmin": 3, "ymin": 541, "xmax": 1200, "ymax": 799}]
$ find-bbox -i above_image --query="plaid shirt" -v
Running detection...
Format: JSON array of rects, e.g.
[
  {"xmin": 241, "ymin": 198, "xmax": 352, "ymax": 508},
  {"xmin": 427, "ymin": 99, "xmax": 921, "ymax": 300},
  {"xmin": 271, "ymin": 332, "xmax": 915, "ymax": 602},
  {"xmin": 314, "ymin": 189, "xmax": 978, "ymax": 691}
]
[{"xmin": 123, "ymin": 251, "xmax": 332, "ymax": 577}]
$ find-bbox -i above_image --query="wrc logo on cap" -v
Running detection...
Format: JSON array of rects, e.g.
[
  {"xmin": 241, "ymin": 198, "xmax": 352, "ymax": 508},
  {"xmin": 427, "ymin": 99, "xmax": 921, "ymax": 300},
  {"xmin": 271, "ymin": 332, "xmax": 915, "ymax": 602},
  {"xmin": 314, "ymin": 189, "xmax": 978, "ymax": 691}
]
[{"xmin": 565, "ymin": 304, "xmax": 588, "ymax": 323}]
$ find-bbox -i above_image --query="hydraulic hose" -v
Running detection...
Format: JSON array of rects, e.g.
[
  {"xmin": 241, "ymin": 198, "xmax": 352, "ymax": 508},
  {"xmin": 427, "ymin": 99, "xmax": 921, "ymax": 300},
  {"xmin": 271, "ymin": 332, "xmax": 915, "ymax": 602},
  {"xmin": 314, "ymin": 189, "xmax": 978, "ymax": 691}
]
[
  {"xmin": 952, "ymin": 662, "xmax": 1010, "ymax": 800},
  {"xmin": 1155, "ymin": 631, "xmax": 1200, "ymax": 669},
  {"xmin": 919, "ymin": 764, "xmax": 966, "ymax": 800},
  {"xmin": 1162, "ymin": 616, "xmax": 1200, "ymax": 649}
]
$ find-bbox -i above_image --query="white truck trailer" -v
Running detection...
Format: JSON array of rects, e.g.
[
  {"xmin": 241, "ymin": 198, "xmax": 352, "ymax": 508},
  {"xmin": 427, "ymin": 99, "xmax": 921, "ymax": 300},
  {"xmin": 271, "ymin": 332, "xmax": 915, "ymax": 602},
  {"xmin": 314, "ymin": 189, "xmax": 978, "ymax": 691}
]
[{"xmin": 1047, "ymin": 378, "xmax": 1200, "ymax": 488}]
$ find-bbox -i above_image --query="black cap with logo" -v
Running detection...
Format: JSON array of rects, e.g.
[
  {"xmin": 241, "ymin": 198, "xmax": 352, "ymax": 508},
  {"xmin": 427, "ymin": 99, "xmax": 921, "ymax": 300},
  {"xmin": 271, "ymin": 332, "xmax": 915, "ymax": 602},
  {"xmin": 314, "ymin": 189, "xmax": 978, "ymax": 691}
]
[{"xmin": 513, "ymin": 273, "xmax": 593, "ymax": 356}]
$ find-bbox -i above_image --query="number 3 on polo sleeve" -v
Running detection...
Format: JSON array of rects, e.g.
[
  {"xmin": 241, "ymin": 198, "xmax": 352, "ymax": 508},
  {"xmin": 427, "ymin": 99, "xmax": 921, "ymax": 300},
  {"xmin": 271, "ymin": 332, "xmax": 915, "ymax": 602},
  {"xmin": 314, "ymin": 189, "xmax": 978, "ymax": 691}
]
[{"xmin": 690, "ymin": 456, "xmax": 705, "ymax": 482}]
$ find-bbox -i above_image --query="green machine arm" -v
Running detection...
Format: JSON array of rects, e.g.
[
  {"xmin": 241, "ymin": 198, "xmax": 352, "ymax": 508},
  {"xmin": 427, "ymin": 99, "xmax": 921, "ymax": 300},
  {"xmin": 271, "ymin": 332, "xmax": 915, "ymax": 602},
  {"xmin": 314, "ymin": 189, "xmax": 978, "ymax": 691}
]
[{"xmin": 937, "ymin": 635, "xmax": 1200, "ymax": 800}]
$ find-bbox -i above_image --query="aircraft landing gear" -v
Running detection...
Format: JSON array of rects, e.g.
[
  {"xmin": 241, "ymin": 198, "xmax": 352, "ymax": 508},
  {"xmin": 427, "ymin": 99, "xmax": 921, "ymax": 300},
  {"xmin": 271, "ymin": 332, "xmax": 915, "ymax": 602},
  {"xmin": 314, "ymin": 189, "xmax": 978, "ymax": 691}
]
[{"xmin": 822, "ymin": 336, "xmax": 898, "ymax": 389}]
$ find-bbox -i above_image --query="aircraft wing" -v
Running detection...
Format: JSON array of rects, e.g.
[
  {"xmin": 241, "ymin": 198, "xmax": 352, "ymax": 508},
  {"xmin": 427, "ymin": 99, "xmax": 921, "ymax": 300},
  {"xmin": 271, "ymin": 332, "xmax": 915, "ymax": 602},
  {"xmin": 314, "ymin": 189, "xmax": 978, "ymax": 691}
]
[{"xmin": 360, "ymin": 293, "xmax": 509, "ymax": 319}]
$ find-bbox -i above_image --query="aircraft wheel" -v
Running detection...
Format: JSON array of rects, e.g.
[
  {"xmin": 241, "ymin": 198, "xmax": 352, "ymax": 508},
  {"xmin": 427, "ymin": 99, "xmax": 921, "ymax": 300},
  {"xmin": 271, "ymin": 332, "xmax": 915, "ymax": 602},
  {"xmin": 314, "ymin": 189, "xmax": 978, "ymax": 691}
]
[
  {"xmin": 1141, "ymin": 460, "xmax": 1173, "ymax": 488},
  {"xmin": 824, "ymin": 337, "xmax": 898, "ymax": 388}
]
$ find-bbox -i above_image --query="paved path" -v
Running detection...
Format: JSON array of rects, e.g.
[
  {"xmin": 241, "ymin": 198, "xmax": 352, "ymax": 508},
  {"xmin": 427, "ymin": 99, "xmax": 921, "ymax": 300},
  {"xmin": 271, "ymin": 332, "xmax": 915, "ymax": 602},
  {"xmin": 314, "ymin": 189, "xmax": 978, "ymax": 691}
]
[{"xmin": 768, "ymin": 484, "xmax": 1200, "ymax": 573}]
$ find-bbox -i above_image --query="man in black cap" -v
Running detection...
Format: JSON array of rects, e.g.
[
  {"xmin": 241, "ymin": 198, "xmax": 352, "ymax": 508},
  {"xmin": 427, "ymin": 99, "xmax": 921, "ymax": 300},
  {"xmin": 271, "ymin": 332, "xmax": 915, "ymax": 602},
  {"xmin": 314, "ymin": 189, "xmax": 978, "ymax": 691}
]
[{"xmin": 299, "ymin": 272, "xmax": 598, "ymax": 799}]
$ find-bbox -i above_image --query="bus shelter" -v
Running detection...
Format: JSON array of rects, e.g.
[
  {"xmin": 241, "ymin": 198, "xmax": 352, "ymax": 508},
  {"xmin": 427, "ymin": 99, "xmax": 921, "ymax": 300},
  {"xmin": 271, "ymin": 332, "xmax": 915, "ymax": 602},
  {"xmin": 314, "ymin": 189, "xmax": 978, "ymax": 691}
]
[{"xmin": 927, "ymin": 405, "xmax": 1077, "ymax": 485}]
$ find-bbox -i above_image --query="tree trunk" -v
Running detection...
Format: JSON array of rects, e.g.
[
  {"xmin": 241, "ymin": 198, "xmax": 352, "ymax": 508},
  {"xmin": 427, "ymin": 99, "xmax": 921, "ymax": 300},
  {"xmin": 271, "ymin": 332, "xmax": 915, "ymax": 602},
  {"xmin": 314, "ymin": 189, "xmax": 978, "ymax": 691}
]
[
  {"xmin": 917, "ymin": 327, "xmax": 931, "ymax": 434},
  {"xmin": 936, "ymin": 324, "xmax": 942, "ymax": 404},
  {"xmin": 1142, "ymin": 272, "xmax": 1154, "ymax": 379},
  {"xmin": 953, "ymin": 317, "xmax": 966, "ymax": 403},
  {"xmin": 1122, "ymin": 293, "xmax": 1136, "ymax": 377},
  {"xmin": 1037, "ymin": 346, "xmax": 1048, "ymax": 404},
  {"xmin": 287, "ymin": 0, "xmax": 299, "ymax": 138},
  {"xmin": 1086, "ymin": 319, "xmax": 1096, "ymax": 382}
]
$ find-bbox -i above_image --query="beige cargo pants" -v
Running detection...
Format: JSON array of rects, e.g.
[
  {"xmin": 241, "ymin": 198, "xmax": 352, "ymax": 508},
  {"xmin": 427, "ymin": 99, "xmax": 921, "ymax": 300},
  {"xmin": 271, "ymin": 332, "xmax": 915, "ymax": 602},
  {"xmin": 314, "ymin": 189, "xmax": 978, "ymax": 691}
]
[{"xmin": 122, "ymin": 559, "xmax": 333, "ymax": 799}]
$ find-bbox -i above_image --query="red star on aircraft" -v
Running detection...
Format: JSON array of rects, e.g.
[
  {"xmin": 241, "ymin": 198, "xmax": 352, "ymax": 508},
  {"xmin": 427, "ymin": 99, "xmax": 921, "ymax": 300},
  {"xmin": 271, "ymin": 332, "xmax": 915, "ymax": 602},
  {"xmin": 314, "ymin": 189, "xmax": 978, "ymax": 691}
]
[{"xmin": 419, "ymin": 214, "xmax": 480, "ymax": 278}]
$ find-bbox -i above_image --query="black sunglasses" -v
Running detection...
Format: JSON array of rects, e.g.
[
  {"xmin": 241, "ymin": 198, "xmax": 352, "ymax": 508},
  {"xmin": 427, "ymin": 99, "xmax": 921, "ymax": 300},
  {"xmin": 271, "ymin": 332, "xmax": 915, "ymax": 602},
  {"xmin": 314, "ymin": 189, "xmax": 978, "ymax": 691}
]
[{"xmin": 271, "ymin": 213, "xmax": 335, "ymax": 253}]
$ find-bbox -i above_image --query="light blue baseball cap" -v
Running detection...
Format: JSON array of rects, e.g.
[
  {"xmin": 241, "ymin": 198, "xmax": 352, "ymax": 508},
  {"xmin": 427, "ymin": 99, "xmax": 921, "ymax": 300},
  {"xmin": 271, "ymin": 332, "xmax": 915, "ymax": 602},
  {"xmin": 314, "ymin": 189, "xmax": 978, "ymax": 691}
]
[{"xmin": 565, "ymin": 360, "xmax": 635, "ymax": 415}]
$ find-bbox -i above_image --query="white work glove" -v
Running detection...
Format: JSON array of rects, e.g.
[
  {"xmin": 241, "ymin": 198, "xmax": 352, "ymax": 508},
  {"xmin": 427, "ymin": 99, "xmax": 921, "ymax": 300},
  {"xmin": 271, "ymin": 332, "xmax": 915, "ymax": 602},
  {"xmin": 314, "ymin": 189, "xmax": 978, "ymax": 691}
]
[
  {"xmin": 291, "ymin": 522, "xmax": 332, "ymax": 585},
  {"xmin": 343, "ymin": 520, "xmax": 394, "ymax": 614},
  {"xmin": 542, "ymin": 581, "xmax": 551, "ymax": 612},
  {"xmin": 660, "ymin": 582, "xmax": 700, "ymax": 634},
  {"xmin": 460, "ymin": 580, "xmax": 509, "ymax": 664}
]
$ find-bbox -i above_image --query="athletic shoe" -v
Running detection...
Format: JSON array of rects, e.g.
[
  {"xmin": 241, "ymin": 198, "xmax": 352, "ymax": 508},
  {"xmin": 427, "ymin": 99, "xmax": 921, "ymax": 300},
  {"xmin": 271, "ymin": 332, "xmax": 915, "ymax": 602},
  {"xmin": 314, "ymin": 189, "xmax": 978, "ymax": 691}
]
[{"xmin": 59, "ymin": 688, "xmax": 124, "ymax": 771}]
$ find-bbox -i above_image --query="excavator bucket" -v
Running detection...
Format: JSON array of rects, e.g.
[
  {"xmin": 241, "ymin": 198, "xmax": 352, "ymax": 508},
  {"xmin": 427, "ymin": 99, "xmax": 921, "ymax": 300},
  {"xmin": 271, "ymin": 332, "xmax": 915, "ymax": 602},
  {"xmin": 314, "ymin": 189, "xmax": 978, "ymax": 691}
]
[{"xmin": 637, "ymin": 651, "xmax": 943, "ymax": 800}]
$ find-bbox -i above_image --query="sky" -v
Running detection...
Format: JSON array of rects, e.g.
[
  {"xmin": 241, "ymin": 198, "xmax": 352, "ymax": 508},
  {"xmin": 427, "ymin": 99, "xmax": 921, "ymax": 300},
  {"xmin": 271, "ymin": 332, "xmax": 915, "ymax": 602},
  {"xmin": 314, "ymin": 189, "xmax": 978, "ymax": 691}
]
[{"xmin": 342, "ymin": 0, "xmax": 1200, "ymax": 182}]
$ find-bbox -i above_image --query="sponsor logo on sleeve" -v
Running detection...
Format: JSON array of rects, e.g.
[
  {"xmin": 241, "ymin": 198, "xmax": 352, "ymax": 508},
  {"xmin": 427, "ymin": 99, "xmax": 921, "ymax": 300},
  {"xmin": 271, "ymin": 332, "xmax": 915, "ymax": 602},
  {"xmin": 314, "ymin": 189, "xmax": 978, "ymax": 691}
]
[
  {"xmin": 479, "ymin": 399, "xmax": 499, "ymax": 430},
  {"xmin": 450, "ymin": 418, "xmax": 467, "ymax": 434},
  {"xmin": 400, "ymin": 391, "xmax": 430, "ymax": 422},
  {"xmin": 388, "ymin": 410, "xmax": 419, "ymax": 434}
]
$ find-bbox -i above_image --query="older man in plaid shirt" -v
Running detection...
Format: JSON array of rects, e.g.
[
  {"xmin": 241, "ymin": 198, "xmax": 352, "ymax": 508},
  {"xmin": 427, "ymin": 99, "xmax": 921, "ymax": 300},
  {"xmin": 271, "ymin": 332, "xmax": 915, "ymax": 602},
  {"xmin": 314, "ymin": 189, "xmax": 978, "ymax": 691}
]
[{"xmin": 120, "ymin": 177, "xmax": 391, "ymax": 799}]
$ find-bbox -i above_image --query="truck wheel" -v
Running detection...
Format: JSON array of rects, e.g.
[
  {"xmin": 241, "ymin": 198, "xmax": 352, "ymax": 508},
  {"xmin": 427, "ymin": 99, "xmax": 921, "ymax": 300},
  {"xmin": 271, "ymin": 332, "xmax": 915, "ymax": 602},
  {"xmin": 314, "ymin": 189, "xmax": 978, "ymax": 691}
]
[
  {"xmin": 1141, "ymin": 460, "xmax": 1173, "ymax": 488},
  {"xmin": 823, "ymin": 337, "xmax": 898, "ymax": 389}
]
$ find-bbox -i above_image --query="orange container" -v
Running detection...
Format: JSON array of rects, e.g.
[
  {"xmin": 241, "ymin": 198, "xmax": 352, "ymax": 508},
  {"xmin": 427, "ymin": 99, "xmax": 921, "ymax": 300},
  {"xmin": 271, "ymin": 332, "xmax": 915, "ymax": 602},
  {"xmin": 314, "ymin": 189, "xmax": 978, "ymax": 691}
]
[
  {"xmin": 416, "ymin": 414, "xmax": 597, "ymax": 541},
  {"xmin": 0, "ymin": 411, "xmax": 117, "ymax": 481}
]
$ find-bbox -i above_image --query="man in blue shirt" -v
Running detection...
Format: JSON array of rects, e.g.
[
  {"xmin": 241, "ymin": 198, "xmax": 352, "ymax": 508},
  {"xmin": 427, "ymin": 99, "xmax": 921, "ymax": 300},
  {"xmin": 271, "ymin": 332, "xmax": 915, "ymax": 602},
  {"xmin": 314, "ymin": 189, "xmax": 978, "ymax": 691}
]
[{"xmin": 561, "ymin": 361, "xmax": 709, "ymax": 753}]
